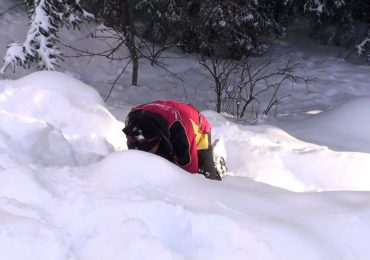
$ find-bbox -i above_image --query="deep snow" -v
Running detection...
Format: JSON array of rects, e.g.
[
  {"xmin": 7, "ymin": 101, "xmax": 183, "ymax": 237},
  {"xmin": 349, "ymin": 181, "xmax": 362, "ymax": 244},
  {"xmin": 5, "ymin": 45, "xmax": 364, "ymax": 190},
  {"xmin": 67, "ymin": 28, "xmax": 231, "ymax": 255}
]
[{"xmin": 1, "ymin": 1, "xmax": 370, "ymax": 259}]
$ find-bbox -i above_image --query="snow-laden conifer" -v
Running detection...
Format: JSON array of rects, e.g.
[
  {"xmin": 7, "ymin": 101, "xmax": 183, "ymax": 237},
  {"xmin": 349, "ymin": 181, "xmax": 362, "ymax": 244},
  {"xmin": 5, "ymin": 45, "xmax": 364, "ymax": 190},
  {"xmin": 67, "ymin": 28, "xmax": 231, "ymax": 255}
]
[{"xmin": 1, "ymin": 0, "xmax": 93, "ymax": 73}]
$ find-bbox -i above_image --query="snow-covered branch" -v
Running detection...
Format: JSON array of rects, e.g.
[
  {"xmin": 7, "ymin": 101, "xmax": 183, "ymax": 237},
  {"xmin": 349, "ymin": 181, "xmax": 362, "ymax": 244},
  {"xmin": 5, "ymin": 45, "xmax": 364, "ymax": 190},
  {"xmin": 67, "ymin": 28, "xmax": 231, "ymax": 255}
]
[
  {"xmin": 356, "ymin": 33, "xmax": 370, "ymax": 63},
  {"xmin": 1, "ymin": 0, "xmax": 93, "ymax": 73}
]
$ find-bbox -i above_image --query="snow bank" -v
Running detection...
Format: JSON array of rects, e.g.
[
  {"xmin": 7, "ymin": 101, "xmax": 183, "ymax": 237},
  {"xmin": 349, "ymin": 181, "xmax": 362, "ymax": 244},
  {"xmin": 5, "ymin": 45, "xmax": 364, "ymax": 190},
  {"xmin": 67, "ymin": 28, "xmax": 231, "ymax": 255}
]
[
  {"xmin": 284, "ymin": 97, "xmax": 370, "ymax": 153},
  {"xmin": 205, "ymin": 109, "xmax": 370, "ymax": 192},
  {"xmin": 0, "ymin": 71, "xmax": 369, "ymax": 259},
  {"xmin": 0, "ymin": 151, "xmax": 276, "ymax": 259},
  {"xmin": 1, "ymin": 150, "xmax": 369, "ymax": 260},
  {"xmin": 0, "ymin": 71, "xmax": 125, "ymax": 167}
]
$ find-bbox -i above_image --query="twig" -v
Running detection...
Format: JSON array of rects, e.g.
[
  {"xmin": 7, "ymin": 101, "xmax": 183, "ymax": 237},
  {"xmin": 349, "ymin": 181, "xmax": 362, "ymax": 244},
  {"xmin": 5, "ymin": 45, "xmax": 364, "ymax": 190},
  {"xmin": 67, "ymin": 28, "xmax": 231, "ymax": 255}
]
[
  {"xmin": 0, "ymin": 2, "xmax": 24, "ymax": 17},
  {"xmin": 104, "ymin": 60, "xmax": 131, "ymax": 102}
]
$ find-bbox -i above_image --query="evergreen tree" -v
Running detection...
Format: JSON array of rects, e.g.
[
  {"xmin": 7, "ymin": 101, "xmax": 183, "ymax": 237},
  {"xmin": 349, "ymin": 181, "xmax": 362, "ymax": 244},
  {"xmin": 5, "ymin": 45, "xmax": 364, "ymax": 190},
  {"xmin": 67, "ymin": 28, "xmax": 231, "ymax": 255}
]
[
  {"xmin": 144, "ymin": 0, "xmax": 294, "ymax": 58},
  {"xmin": 2, "ymin": 0, "xmax": 295, "ymax": 75},
  {"xmin": 356, "ymin": 28, "xmax": 370, "ymax": 63},
  {"xmin": 4, "ymin": 0, "xmax": 370, "ymax": 74},
  {"xmin": 303, "ymin": 0, "xmax": 369, "ymax": 47},
  {"xmin": 1, "ymin": 0, "xmax": 93, "ymax": 73}
]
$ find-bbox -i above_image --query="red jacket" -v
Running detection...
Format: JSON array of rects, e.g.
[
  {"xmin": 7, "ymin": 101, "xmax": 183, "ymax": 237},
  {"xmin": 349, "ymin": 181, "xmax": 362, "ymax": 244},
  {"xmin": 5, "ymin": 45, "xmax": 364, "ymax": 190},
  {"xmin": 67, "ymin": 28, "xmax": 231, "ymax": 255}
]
[{"xmin": 131, "ymin": 100, "xmax": 211, "ymax": 173}]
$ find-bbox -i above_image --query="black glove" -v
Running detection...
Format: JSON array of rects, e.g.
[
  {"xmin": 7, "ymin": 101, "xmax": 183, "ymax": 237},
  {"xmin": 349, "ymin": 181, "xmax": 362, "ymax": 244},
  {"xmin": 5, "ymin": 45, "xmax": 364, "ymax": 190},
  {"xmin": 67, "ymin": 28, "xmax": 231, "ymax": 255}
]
[{"xmin": 198, "ymin": 169, "xmax": 222, "ymax": 181}]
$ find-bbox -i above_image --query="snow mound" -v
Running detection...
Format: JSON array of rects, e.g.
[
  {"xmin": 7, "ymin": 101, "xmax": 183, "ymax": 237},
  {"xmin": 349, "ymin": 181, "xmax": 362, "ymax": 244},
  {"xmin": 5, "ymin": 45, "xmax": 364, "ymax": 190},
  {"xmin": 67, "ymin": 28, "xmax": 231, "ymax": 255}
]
[
  {"xmin": 205, "ymin": 109, "xmax": 370, "ymax": 192},
  {"xmin": 288, "ymin": 97, "xmax": 370, "ymax": 153},
  {"xmin": 0, "ymin": 151, "xmax": 277, "ymax": 260},
  {"xmin": 1, "ymin": 149, "xmax": 369, "ymax": 259},
  {"xmin": 0, "ymin": 71, "xmax": 125, "ymax": 167}
]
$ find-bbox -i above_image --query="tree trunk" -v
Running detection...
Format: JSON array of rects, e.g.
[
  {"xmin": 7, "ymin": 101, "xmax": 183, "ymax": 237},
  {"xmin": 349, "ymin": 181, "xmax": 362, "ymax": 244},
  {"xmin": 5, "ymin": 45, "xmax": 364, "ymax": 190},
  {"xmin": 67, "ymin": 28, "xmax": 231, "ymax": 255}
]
[
  {"xmin": 126, "ymin": 5, "xmax": 138, "ymax": 86},
  {"xmin": 131, "ymin": 51, "xmax": 138, "ymax": 86},
  {"xmin": 215, "ymin": 79, "xmax": 222, "ymax": 113},
  {"xmin": 216, "ymin": 92, "xmax": 221, "ymax": 113},
  {"xmin": 126, "ymin": 26, "xmax": 138, "ymax": 86},
  {"xmin": 103, "ymin": 0, "xmax": 139, "ymax": 86}
]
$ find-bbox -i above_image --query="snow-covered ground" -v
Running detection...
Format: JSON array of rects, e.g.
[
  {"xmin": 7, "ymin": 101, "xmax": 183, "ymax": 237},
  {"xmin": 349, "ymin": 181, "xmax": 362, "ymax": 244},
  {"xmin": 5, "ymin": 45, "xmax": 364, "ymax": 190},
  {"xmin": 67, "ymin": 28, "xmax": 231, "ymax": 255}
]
[{"xmin": 1, "ymin": 1, "xmax": 370, "ymax": 259}]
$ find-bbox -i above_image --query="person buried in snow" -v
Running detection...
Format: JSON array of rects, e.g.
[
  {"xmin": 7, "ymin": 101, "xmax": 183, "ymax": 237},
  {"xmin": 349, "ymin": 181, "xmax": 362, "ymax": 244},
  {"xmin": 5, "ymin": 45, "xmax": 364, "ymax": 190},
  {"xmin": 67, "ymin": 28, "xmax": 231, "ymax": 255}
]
[{"xmin": 122, "ymin": 100, "xmax": 223, "ymax": 180}]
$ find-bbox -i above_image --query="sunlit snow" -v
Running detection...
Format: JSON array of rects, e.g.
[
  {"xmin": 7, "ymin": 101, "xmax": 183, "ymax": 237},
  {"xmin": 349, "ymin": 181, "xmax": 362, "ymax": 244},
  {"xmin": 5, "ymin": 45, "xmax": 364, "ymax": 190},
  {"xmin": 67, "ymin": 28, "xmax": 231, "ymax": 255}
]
[{"xmin": 1, "ymin": 1, "xmax": 370, "ymax": 259}]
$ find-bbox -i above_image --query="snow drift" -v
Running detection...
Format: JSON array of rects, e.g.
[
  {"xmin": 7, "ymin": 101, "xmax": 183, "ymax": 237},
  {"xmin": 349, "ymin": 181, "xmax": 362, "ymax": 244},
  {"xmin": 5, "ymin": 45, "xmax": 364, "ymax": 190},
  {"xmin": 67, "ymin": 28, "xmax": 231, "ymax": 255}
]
[
  {"xmin": 0, "ymin": 72, "xmax": 370, "ymax": 259},
  {"xmin": 0, "ymin": 71, "xmax": 125, "ymax": 167}
]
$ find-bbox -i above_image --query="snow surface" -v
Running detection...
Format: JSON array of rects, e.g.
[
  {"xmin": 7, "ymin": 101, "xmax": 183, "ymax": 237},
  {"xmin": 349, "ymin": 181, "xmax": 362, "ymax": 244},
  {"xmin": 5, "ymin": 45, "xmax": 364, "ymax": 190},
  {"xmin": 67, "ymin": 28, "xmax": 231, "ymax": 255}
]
[{"xmin": 1, "ymin": 1, "xmax": 370, "ymax": 259}]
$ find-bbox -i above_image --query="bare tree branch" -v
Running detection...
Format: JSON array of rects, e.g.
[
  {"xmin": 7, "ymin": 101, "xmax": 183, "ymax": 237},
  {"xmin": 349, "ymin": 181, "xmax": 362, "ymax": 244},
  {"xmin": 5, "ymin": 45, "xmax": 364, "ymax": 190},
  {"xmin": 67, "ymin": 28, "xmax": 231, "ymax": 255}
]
[
  {"xmin": 200, "ymin": 53, "xmax": 312, "ymax": 120},
  {"xmin": 0, "ymin": 2, "xmax": 24, "ymax": 17},
  {"xmin": 104, "ymin": 59, "xmax": 131, "ymax": 102}
]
